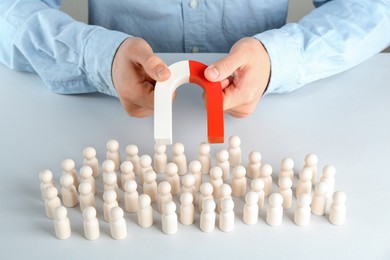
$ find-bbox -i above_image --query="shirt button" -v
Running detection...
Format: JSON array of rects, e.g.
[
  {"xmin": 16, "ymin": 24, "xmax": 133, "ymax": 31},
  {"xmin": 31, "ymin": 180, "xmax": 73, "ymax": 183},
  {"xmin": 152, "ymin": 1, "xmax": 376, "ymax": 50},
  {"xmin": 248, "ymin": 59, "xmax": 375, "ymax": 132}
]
[
  {"xmin": 189, "ymin": 0, "xmax": 198, "ymax": 9},
  {"xmin": 192, "ymin": 46, "xmax": 200, "ymax": 53}
]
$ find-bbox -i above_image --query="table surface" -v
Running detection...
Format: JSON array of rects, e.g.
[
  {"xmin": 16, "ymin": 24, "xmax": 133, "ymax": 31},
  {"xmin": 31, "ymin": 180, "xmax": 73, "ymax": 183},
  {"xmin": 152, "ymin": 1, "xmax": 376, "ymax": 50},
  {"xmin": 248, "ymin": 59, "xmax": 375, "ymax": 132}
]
[{"xmin": 1, "ymin": 53, "xmax": 389, "ymax": 260}]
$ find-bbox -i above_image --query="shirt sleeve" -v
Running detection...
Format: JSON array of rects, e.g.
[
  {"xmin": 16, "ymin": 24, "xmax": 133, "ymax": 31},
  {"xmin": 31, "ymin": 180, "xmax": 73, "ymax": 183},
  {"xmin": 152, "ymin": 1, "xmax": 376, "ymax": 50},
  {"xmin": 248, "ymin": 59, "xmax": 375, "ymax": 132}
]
[
  {"xmin": 254, "ymin": 0, "xmax": 390, "ymax": 94},
  {"xmin": 0, "ymin": 0, "xmax": 129, "ymax": 96}
]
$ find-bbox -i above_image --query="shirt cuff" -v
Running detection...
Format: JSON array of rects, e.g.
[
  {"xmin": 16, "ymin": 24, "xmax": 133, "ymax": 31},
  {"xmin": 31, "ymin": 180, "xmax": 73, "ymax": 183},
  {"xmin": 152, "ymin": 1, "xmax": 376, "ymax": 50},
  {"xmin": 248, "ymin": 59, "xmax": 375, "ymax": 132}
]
[
  {"xmin": 84, "ymin": 28, "xmax": 130, "ymax": 97},
  {"xmin": 253, "ymin": 26, "xmax": 303, "ymax": 95}
]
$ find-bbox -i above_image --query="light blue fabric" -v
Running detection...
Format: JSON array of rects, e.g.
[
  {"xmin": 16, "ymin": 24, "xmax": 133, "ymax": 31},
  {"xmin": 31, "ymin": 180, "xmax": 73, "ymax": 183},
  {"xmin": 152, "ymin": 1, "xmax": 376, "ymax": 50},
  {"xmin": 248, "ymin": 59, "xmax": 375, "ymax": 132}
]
[{"xmin": 0, "ymin": 0, "xmax": 390, "ymax": 97}]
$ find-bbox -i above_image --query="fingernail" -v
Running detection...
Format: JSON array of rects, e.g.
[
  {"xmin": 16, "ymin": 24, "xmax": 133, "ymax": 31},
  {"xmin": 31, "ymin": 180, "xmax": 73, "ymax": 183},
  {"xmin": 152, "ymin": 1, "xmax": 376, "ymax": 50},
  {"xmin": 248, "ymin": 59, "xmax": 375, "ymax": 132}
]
[
  {"xmin": 157, "ymin": 66, "xmax": 168, "ymax": 79},
  {"xmin": 206, "ymin": 66, "xmax": 219, "ymax": 80}
]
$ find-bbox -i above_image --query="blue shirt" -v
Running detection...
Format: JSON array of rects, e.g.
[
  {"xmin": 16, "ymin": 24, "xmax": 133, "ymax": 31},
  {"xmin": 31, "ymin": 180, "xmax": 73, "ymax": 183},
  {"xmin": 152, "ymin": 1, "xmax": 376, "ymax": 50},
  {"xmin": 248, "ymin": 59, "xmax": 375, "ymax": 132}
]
[{"xmin": 1, "ymin": 0, "xmax": 390, "ymax": 97}]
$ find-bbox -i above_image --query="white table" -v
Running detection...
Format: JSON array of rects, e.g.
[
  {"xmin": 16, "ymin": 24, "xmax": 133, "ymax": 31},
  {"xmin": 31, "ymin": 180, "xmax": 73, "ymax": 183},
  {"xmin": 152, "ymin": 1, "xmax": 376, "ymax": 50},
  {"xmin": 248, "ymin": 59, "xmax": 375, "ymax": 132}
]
[{"xmin": 1, "ymin": 53, "xmax": 389, "ymax": 259}]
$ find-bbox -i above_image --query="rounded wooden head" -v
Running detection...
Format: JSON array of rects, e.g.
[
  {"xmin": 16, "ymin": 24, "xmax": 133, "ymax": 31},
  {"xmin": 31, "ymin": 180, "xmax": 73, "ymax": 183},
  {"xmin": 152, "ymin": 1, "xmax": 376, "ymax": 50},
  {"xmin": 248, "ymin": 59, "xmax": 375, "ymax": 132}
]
[
  {"xmin": 124, "ymin": 180, "xmax": 137, "ymax": 192},
  {"xmin": 198, "ymin": 142, "xmax": 210, "ymax": 155},
  {"xmin": 172, "ymin": 142, "xmax": 185, "ymax": 155},
  {"xmin": 299, "ymin": 168, "xmax": 313, "ymax": 181},
  {"xmin": 210, "ymin": 166, "xmax": 223, "ymax": 179},
  {"xmin": 144, "ymin": 170, "xmax": 156, "ymax": 182},
  {"xmin": 216, "ymin": 149, "xmax": 229, "ymax": 162},
  {"xmin": 180, "ymin": 192, "xmax": 193, "ymax": 204},
  {"xmin": 233, "ymin": 165, "xmax": 246, "ymax": 178},
  {"xmin": 158, "ymin": 181, "xmax": 171, "ymax": 194},
  {"xmin": 279, "ymin": 177, "xmax": 292, "ymax": 189},
  {"xmin": 305, "ymin": 153, "xmax": 318, "ymax": 166},
  {"xmin": 221, "ymin": 198, "xmax": 234, "ymax": 211},
  {"xmin": 200, "ymin": 183, "xmax": 213, "ymax": 195},
  {"xmin": 55, "ymin": 206, "xmax": 68, "ymax": 220},
  {"xmin": 248, "ymin": 151, "xmax": 261, "ymax": 163},
  {"xmin": 139, "ymin": 155, "xmax": 152, "ymax": 167},
  {"xmin": 103, "ymin": 190, "xmax": 117, "ymax": 202},
  {"xmin": 126, "ymin": 144, "xmax": 138, "ymax": 156},
  {"xmin": 251, "ymin": 178, "xmax": 265, "ymax": 191},
  {"xmin": 260, "ymin": 164, "xmax": 272, "ymax": 177},
  {"xmin": 60, "ymin": 174, "xmax": 74, "ymax": 187},
  {"xmin": 281, "ymin": 157, "xmax": 294, "ymax": 170},
  {"xmin": 154, "ymin": 143, "xmax": 167, "ymax": 153},
  {"xmin": 139, "ymin": 194, "xmax": 151, "ymax": 208},
  {"xmin": 61, "ymin": 159, "xmax": 75, "ymax": 172},
  {"xmin": 83, "ymin": 206, "xmax": 97, "ymax": 220},
  {"xmin": 189, "ymin": 160, "xmax": 201, "ymax": 173},
  {"xmin": 120, "ymin": 161, "xmax": 134, "ymax": 173},
  {"xmin": 166, "ymin": 162, "xmax": 178, "ymax": 176},
  {"xmin": 269, "ymin": 193, "xmax": 283, "ymax": 207},
  {"xmin": 106, "ymin": 139, "xmax": 119, "ymax": 152},
  {"xmin": 332, "ymin": 191, "xmax": 347, "ymax": 204},
  {"xmin": 228, "ymin": 135, "xmax": 241, "ymax": 148},
  {"xmin": 102, "ymin": 160, "xmax": 115, "ymax": 172},
  {"xmin": 182, "ymin": 174, "xmax": 195, "ymax": 187},
  {"xmin": 80, "ymin": 166, "xmax": 93, "ymax": 179},
  {"xmin": 78, "ymin": 182, "xmax": 92, "ymax": 195},
  {"xmin": 83, "ymin": 147, "xmax": 96, "ymax": 159},
  {"xmin": 110, "ymin": 206, "xmax": 124, "ymax": 221},
  {"xmin": 220, "ymin": 184, "xmax": 232, "ymax": 197}
]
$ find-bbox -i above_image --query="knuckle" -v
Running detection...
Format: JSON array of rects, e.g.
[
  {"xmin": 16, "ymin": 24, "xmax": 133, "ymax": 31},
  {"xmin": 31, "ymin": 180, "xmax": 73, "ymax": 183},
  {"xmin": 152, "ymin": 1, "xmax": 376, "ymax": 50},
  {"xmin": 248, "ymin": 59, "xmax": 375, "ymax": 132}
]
[
  {"xmin": 126, "ymin": 108, "xmax": 150, "ymax": 118},
  {"xmin": 145, "ymin": 55, "xmax": 161, "ymax": 71},
  {"xmin": 217, "ymin": 60, "xmax": 234, "ymax": 77},
  {"xmin": 228, "ymin": 106, "xmax": 255, "ymax": 118}
]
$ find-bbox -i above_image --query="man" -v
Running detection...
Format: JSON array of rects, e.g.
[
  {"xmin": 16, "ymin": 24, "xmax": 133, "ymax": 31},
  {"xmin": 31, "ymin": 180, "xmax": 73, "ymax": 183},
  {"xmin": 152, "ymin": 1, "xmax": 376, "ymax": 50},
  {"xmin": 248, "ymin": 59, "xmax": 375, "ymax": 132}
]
[{"xmin": 1, "ymin": 0, "xmax": 389, "ymax": 118}]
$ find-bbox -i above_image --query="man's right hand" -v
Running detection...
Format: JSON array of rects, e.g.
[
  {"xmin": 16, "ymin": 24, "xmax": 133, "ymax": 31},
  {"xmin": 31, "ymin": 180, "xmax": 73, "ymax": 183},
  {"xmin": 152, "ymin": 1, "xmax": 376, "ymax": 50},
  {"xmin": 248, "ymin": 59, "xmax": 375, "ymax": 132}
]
[{"xmin": 112, "ymin": 37, "xmax": 170, "ymax": 117}]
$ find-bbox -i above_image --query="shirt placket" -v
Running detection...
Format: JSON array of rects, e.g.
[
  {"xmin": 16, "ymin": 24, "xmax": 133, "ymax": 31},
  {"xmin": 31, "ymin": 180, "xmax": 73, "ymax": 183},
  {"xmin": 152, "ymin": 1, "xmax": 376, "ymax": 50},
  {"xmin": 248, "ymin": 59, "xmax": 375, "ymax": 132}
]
[{"xmin": 182, "ymin": 0, "xmax": 206, "ymax": 53}]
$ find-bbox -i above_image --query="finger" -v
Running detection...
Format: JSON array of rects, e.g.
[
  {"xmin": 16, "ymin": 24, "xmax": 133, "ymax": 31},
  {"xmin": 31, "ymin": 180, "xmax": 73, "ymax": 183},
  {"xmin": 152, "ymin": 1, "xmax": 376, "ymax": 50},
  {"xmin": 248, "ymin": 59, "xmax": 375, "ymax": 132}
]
[
  {"xmin": 129, "ymin": 107, "xmax": 154, "ymax": 118},
  {"xmin": 138, "ymin": 52, "xmax": 171, "ymax": 82},
  {"xmin": 172, "ymin": 91, "xmax": 177, "ymax": 102},
  {"xmin": 221, "ymin": 76, "xmax": 233, "ymax": 89},
  {"xmin": 204, "ymin": 53, "xmax": 245, "ymax": 82},
  {"xmin": 121, "ymin": 101, "xmax": 154, "ymax": 118},
  {"xmin": 222, "ymin": 83, "xmax": 241, "ymax": 111},
  {"xmin": 132, "ymin": 82, "xmax": 155, "ymax": 110},
  {"xmin": 225, "ymin": 104, "xmax": 256, "ymax": 118}
]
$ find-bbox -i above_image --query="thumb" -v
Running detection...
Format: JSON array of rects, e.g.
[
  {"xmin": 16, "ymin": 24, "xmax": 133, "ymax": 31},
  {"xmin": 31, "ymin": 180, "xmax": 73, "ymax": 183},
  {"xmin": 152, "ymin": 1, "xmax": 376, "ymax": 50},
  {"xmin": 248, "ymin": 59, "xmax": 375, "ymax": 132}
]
[
  {"xmin": 204, "ymin": 54, "xmax": 243, "ymax": 82},
  {"xmin": 139, "ymin": 53, "xmax": 171, "ymax": 82}
]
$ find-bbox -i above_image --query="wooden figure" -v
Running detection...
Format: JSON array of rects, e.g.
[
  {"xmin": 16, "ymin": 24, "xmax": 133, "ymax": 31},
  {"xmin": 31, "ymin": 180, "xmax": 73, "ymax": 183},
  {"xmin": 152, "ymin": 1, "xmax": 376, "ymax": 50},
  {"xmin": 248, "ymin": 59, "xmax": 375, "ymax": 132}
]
[
  {"xmin": 231, "ymin": 165, "xmax": 247, "ymax": 197},
  {"xmin": 110, "ymin": 206, "xmax": 127, "ymax": 240},
  {"xmin": 198, "ymin": 142, "xmax": 211, "ymax": 175},
  {"xmin": 124, "ymin": 180, "xmax": 139, "ymax": 213},
  {"xmin": 180, "ymin": 192, "xmax": 194, "ymax": 225},
  {"xmin": 329, "ymin": 191, "xmax": 347, "ymax": 226},
  {"xmin": 158, "ymin": 181, "xmax": 172, "ymax": 214},
  {"xmin": 162, "ymin": 201, "xmax": 178, "ymax": 235},
  {"xmin": 120, "ymin": 161, "xmax": 135, "ymax": 190},
  {"xmin": 172, "ymin": 142, "xmax": 187, "ymax": 176},
  {"xmin": 266, "ymin": 193, "xmax": 284, "ymax": 227},
  {"xmin": 106, "ymin": 139, "xmax": 121, "ymax": 171},
  {"xmin": 60, "ymin": 174, "xmax": 78, "ymax": 208},
  {"xmin": 247, "ymin": 151, "xmax": 261, "ymax": 179},
  {"xmin": 243, "ymin": 191, "xmax": 259, "ymax": 225},
  {"xmin": 83, "ymin": 147, "xmax": 99, "ymax": 178},
  {"xmin": 216, "ymin": 149, "xmax": 230, "ymax": 181},
  {"xmin": 165, "ymin": 162, "xmax": 180, "ymax": 195},
  {"xmin": 126, "ymin": 144, "xmax": 140, "ymax": 176},
  {"xmin": 200, "ymin": 199, "xmax": 216, "ymax": 233},
  {"xmin": 228, "ymin": 135, "xmax": 241, "ymax": 167},
  {"xmin": 154, "ymin": 143, "xmax": 167, "ymax": 174},
  {"xmin": 54, "ymin": 206, "xmax": 71, "ymax": 240},
  {"xmin": 294, "ymin": 193, "xmax": 312, "ymax": 226},
  {"xmin": 83, "ymin": 206, "xmax": 100, "ymax": 240}
]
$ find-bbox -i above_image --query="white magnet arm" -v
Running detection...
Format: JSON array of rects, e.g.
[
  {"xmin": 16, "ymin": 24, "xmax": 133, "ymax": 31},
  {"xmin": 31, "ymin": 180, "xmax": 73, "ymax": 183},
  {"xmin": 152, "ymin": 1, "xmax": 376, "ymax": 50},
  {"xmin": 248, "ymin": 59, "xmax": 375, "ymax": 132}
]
[{"xmin": 154, "ymin": 60, "xmax": 190, "ymax": 145}]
